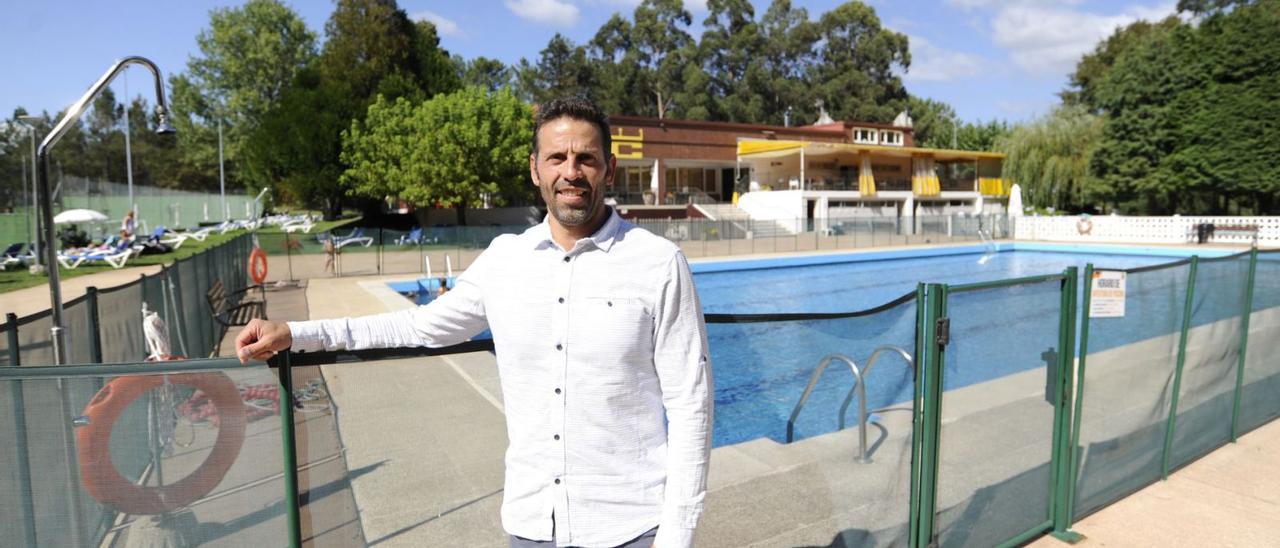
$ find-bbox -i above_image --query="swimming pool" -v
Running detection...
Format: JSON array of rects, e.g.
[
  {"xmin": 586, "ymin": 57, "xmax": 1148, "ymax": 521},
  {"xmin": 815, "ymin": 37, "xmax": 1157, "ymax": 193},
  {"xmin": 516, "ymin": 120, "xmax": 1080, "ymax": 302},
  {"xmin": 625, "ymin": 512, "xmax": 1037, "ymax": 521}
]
[{"xmin": 390, "ymin": 244, "xmax": 1243, "ymax": 447}]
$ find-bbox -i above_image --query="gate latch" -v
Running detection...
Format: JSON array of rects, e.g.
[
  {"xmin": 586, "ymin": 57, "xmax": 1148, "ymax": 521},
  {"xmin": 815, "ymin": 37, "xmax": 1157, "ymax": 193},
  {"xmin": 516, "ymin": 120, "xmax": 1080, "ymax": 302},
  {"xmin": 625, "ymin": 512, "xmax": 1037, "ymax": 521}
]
[{"xmin": 935, "ymin": 317, "xmax": 951, "ymax": 346}]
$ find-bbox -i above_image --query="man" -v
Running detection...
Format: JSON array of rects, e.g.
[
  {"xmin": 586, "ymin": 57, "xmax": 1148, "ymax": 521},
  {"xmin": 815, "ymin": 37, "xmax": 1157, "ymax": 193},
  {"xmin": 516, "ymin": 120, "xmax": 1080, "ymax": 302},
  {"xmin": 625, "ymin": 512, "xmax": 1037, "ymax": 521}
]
[{"xmin": 236, "ymin": 97, "xmax": 713, "ymax": 548}]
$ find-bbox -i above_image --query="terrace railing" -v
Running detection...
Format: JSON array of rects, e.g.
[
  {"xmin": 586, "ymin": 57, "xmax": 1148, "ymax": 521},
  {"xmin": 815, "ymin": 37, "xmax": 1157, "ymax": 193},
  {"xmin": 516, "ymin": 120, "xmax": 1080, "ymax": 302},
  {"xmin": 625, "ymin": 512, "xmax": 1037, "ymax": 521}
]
[{"xmin": 3, "ymin": 248, "xmax": 1278, "ymax": 547}]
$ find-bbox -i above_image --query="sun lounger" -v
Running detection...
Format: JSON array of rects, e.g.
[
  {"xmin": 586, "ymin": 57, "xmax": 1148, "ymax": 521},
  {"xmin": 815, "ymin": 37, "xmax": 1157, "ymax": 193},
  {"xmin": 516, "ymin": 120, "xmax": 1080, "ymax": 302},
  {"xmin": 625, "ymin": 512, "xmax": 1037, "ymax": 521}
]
[
  {"xmin": 57, "ymin": 240, "xmax": 137, "ymax": 270},
  {"xmin": 2, "ymin": 243, "xmax": 33, "ymax": 270},
  {"xmin": 332, "ymin": 227, "xmax": 374, "ymax": 250},
  {"xmin": 396, "ymin": 227, "xmax": 423, "ymax": 245}
]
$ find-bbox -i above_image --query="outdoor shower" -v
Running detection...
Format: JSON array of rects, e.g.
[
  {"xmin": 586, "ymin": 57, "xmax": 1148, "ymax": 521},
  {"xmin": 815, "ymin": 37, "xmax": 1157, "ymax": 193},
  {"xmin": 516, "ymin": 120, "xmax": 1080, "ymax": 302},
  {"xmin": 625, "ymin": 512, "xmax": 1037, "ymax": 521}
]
[{"xmin": 36, "ymin": 56, "xmax": 176, "ymax": 364}]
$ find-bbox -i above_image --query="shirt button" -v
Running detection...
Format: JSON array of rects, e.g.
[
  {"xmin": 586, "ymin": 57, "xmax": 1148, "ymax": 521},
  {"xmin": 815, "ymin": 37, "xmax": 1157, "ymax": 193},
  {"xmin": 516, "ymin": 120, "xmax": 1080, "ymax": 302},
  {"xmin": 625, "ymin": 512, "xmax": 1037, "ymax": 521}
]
[
  {"xmin": 555, "ymin": 343, "xmax": 563, "ymax": 351},
  {"xmin": 554, "ymin": 434, "xmax": 560, "ymax": 440},
  {"xmin": 554, "ymin": 478, "xmax": 561, "ymax": 485},
  {"xmin": 562, "ymin": 256, "xmax": 570, "ymax": 263},
  {"xmin": 554, "ymin": 388, "xmax": 561, "ymax": 394},
  {"xmin": 558, "ymin": 297, "xmax": 565, "ymax": 304}
]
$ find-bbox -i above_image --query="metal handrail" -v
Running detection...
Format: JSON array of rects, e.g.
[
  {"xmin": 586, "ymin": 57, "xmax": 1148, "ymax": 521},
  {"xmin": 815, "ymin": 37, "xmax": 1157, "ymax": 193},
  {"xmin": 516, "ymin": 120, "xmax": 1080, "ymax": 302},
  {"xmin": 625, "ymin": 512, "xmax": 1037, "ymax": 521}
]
[{"xmin": 786, "ymin": 345, "xmax": 914, "ymax": 463}]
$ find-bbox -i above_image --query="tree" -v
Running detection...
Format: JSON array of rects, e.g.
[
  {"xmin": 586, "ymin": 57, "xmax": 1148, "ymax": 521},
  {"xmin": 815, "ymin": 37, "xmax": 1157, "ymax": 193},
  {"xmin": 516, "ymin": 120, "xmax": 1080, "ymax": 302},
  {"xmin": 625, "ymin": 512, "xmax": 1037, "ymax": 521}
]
[
  {"xmin": 243, "ymin": 68, "xmax": 349, "ymax": 218},
  {"xmin": 514, "ymin": 34, "xmax": 594, "ymax": 105},
  {"xmin": 340, "ymin": 88, "xmax": 534, "ymax": 225},
  {"xmin": 167, "ymin": 0, "xmax": 317, "ymax": 193},
  {"xmin": 1060, "ymin": 17, "xmax": 1180, "ymax": 110},
  {"xmin": 997, "ymin": 105, "xmax": 1104, "ymax": 213},
  {"xmin": 754, "ymin": 0, "xmax": 820, "ymax": 125},
  {"xmin": 700, "ymin": 0, "xmax": 764, "ymax": 122},
  {"xmin": 908, "ymin": 96, "xmax": 957, "ymax": 149},
  {"xmin": 631, "ymin": 0, "xmax": 694, "ymax": 118},
  {"xmin": 457, "ymin": 56, "xmax": 512, "ymax": 92},
  {"xmin": 810, "ymin": 1, "xmax": 911, "ymax": 123},
  {"xmin": 586, "ymin": 14, "xmax": 649, "ymax": 117}
]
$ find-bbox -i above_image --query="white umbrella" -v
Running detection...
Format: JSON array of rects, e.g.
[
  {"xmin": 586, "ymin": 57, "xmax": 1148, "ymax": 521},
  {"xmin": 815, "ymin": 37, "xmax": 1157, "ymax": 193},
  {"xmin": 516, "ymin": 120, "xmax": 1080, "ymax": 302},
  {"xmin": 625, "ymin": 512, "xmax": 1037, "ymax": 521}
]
[
  {"xmin": 53, "ymin": 208, "xmax": 109, "ymax": 224},
  {"xmin": 1008, "ymin": 183, "xmax": 1024, "ymax": 218}
]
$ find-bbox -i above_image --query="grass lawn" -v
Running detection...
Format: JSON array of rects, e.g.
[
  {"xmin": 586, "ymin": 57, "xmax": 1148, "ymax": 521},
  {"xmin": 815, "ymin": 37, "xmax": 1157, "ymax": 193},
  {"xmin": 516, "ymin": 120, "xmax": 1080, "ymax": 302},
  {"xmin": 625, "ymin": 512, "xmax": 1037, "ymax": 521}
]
[{"xmin": 0, "ymin": 217, "xmax": 343, "ymax": 295}]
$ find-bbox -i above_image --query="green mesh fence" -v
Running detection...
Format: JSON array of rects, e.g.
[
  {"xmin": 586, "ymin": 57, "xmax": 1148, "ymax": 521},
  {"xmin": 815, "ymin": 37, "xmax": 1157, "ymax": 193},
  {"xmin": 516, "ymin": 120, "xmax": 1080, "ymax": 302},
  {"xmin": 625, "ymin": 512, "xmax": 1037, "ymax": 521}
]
[
  {"xmin": 1239, "ymin": 250, "xmax": 1280, "ymax": 435},
  {"xmin": 1167, "ymin": 254, "xmax": 1251, "ymax": 469},
  {"xmin": 1071, "ymin": 261, "xmax": 1191, "ymax": 519},
  {"xmin": 701, "ymin": 293, "xmax": 919, "ymax": 546},
  {"xmin": 8, "ymin": 234, "xmax": 254, "ymax": 366},
  {"xmin": 930, "ymin": 276, "xmax": 1069, "ymax": 547},
  {"xmin": 0, "ymin": 362, "xmax": 288, "ymax": 547}
]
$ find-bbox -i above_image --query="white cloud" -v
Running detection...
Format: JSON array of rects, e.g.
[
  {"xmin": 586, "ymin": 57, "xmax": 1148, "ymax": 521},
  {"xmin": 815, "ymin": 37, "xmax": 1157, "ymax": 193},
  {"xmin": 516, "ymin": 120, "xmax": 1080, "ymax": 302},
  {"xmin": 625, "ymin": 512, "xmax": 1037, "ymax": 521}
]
[
  {"xmin": 506, "ymin": 0, "xmax": 581, "ymax": 27},
  {"xmin": 902, "ymin": 35, "xmax": 987, "ymax": 83},
  {"xmin": 989, "ymin": 2, "xmax": 1175, "ymax": 76},
  {"xmin": 410, "ymin": 10, "xmax": 465, "ymax": 39}
]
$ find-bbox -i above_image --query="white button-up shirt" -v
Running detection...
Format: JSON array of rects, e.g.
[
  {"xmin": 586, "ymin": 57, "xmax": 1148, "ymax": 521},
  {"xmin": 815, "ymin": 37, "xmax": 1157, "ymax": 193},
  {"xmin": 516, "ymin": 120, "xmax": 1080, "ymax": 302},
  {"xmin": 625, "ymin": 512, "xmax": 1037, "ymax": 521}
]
[{"xmin": 288, "ymin": 210, "xmax": 713, "ymax": 548}]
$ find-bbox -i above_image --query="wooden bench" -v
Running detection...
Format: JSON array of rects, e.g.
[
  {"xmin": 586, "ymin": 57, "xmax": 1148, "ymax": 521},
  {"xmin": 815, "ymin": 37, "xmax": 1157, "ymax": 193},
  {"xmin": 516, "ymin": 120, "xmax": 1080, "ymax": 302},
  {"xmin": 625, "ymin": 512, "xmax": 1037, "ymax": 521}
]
[{"xmin": 207, "ymin": 279, "xmax": 267, "ymax": 355}]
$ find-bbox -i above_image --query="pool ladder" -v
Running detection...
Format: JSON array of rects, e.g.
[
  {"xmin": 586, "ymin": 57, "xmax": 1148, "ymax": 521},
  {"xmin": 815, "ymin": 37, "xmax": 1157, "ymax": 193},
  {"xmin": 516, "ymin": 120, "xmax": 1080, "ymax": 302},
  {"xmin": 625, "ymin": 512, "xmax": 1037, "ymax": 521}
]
[{"xmin": 786, "ymin": 345, "xmax": 913, "ymax": 463}]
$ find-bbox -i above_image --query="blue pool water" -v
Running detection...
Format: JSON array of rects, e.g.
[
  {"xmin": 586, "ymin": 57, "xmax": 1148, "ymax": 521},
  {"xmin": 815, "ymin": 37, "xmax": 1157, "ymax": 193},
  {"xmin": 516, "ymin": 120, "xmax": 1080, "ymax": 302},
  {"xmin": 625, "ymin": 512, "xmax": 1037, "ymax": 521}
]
[{"xmin": 391, "ymin": 245, "xmax": 1252, "ymax": 448}]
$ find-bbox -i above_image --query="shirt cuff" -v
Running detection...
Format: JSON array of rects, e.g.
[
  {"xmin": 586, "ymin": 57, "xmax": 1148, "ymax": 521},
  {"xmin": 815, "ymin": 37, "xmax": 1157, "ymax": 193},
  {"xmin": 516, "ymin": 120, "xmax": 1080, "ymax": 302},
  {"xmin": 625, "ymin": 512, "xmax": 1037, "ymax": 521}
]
[
  {"xmin": 652, "ymin": 523, "xmax": 695, "ymax": 548},
  {"xmin": 287, "ymin": 320, "xmax": 328, "ymax": 353}
]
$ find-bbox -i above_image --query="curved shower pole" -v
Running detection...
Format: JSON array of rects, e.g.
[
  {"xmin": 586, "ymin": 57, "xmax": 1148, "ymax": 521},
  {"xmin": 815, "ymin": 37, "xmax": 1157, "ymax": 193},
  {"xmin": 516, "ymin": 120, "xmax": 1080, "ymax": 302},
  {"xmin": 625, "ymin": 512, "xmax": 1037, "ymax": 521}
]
[{"xmin": 36, "ymin": 56, "xmax": 176, "ymax": 364}]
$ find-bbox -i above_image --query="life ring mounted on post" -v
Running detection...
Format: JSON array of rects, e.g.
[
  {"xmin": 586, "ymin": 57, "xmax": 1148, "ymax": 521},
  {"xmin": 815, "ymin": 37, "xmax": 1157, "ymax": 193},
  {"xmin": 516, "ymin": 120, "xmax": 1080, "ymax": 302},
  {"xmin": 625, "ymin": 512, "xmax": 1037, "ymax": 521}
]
[
  {"xmin": 1076, "ymin": 216, "xmax": 1094, "ymax": 236},
  {"xmin": 77, "ymin": 371, "xmax": 247, "ymax": 515},
  {"xmin": 249, "ymin": 247, "xmax": 268, "ymax": 285}
]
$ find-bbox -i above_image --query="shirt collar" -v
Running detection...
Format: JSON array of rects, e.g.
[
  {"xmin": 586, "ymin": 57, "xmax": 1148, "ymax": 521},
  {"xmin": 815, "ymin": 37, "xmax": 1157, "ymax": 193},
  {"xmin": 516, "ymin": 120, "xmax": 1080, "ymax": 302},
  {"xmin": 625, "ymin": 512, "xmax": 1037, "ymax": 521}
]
[{"xmin": 530, "ymin": 207, "xmax": 623, "ymax": 253}]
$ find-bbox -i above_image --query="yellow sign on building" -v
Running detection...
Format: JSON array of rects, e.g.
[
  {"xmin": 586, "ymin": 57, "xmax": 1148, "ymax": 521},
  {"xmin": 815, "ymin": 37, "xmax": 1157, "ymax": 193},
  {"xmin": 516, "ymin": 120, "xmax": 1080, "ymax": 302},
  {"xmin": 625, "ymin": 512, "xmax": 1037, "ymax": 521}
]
[{"xmin": 612, "ymin": 128, "xmax": 644, "ymax": 159}]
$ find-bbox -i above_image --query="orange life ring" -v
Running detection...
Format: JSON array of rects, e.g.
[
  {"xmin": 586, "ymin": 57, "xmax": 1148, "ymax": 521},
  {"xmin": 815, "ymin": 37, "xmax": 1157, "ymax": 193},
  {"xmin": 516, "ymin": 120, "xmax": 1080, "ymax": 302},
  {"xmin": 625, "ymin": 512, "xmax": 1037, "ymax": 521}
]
[
  {"xmin": 1077, "ymin": 217, "xmax": 1093, "ymax": 235},
  {"xmin": 77, "ymin": 372, "xmax": 247, "ymax": 514},
  {"xmin": 249, "ymin": 247, "xmax": 268, "ymax": 285}
]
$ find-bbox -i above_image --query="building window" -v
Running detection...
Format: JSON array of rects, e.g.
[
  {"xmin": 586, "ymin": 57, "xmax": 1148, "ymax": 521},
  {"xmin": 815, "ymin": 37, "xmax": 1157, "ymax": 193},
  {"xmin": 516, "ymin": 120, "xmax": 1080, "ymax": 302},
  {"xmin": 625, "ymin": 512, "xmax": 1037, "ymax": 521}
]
[
  {"xmin": 852, "ymin": 128, "xmax": 877, "ymax": 144},
  {"xmin": 879, "ymin": 130, "xmax": 903, "ymax": 146}
]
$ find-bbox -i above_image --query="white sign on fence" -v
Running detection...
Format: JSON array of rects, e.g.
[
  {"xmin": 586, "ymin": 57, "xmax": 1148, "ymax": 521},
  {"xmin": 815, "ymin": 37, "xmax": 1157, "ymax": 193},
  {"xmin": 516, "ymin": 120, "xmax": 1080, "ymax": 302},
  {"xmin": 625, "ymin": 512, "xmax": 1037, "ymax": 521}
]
[{"xmin": 1090, "ymin": 270, "xmax": 1126, "ymax": 318}]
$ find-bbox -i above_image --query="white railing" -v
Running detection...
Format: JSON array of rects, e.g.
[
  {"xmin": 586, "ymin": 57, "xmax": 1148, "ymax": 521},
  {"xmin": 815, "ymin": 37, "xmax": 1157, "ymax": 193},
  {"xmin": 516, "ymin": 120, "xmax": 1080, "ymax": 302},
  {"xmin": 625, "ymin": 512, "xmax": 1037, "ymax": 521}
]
[{"xmin": 1014, "ymin": 216, "xmax": 1280, "ymax": 245}]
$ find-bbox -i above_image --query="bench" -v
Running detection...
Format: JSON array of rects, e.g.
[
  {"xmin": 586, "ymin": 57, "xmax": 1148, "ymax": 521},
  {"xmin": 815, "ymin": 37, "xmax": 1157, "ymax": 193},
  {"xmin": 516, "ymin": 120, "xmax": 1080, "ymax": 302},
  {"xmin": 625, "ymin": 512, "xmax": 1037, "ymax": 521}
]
[{"xmin": 207, "ymin": 279, "xmax": 267, "ymax": 355}]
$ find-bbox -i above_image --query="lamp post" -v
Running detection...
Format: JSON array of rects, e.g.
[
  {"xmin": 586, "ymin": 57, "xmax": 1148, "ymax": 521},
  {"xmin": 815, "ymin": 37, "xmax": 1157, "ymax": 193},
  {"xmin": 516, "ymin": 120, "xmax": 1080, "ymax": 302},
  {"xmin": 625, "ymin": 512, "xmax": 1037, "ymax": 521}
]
[
  {"xmin": 218, "ymin": 106, "xmax": 228, "ymax": 221},
  {"xmin": 35, "ymin": 56, "xmax": 175, "ymax": 365},
  {"xmin": 17, "ymin": 115, "xmax": 43, "ymax": 266}
]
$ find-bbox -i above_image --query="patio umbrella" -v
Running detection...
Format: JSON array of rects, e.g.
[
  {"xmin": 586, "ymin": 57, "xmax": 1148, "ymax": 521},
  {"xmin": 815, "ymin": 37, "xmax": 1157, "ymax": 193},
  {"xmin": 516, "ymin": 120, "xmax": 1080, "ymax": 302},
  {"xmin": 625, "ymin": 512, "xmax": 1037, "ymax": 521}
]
[{"xmin": 53, "ymin": 208, "xmax": 109, "ymax": 224}]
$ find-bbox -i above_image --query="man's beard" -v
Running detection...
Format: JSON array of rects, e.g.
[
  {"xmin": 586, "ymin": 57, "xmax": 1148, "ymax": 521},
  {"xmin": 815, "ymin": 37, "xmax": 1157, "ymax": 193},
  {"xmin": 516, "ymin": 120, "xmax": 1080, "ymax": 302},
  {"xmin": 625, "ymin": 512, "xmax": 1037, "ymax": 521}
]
[{"xmin": 546, "ymin": 178, "xmax": 601, "ymax": 227}]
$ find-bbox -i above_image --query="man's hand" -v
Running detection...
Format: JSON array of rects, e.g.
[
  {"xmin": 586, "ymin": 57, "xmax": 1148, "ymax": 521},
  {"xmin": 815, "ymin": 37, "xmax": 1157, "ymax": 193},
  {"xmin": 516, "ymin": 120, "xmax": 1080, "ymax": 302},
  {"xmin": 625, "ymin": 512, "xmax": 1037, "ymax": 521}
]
[{"xmin": 235, "ymin": 319, "xmax": 293, "ymax": 364}]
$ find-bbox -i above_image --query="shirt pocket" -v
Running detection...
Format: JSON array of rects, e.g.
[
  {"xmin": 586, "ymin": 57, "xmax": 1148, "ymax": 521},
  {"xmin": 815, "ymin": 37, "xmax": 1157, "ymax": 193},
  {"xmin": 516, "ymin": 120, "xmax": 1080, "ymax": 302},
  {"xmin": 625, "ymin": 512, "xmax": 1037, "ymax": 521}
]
[{"xmin": 572, "ymin": 296, "xmax": 654, "ymax": 365}]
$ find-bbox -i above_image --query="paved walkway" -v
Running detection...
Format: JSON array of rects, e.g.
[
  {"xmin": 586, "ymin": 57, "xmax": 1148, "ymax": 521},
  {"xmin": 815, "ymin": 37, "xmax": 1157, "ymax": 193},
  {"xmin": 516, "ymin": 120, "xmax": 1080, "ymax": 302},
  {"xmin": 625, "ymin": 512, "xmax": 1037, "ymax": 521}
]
[
  {"xmin": 0, "ymin": 264, "xmax": 162, "ymax": 317},
  {"xmin": 1030, "ymin": 419, "xmax": 1280, "ymax": 547}
]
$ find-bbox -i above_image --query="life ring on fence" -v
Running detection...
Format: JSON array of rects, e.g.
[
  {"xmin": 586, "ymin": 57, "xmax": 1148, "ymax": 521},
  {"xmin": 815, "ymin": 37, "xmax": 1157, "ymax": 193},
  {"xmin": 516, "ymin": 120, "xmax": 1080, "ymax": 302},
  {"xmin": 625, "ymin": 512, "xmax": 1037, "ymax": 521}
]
[
  {"xmin": 1076, "ymin": 217, "xmax": 1094, "ymax": 235},
  {"xmin": 249, "ymin": 247, "xmax": 268, "ymax": 285},
  {"xmin": 77, "ymin": 371, "xmax": 247, "ymax": 515}
]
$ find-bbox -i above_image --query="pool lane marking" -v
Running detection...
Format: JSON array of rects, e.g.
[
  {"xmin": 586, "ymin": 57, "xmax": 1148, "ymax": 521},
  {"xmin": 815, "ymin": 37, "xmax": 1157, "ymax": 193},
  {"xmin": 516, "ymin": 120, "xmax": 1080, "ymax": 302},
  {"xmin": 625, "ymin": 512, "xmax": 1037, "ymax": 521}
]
[{"xmin": 441, "ymin": 353, "xmax": 505, "ymax": 415}]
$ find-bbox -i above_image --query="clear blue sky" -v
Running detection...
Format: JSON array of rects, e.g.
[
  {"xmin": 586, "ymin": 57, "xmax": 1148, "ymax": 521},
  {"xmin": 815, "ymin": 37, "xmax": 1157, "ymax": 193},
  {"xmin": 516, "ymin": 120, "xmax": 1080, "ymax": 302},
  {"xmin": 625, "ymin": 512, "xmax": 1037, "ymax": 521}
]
[{"xmin": 0, "ymin": 0, "xmax": 1176, "ymax": 125}]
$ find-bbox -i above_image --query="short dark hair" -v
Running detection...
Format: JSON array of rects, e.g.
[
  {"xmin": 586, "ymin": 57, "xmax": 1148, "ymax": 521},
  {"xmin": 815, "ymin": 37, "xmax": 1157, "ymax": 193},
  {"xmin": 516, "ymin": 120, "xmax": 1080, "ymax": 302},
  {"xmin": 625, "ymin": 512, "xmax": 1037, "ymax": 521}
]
[{"xmin": 531, "ymin": 96, "xmax": 612, "ymax": 159}]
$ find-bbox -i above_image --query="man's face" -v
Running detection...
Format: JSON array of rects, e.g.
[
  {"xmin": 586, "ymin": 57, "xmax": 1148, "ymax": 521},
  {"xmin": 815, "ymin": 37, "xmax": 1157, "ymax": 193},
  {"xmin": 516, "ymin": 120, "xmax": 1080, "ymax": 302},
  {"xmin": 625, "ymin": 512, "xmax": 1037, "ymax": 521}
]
[{"xmin": 530, "ymin": 116, "xmax": 615, "ymax": 229}]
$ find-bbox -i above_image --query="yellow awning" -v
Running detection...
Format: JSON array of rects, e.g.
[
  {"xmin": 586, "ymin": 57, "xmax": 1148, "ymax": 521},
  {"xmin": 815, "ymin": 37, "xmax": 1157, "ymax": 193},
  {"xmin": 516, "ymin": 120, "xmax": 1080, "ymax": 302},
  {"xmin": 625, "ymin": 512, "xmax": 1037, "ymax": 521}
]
[
  {"xmin": 736, "ymin": 140, "xmax": 805, "ymax": 157},
  {"xmin": 737, "ymin": 139, "xmax": 1005, "ymax": 161}
]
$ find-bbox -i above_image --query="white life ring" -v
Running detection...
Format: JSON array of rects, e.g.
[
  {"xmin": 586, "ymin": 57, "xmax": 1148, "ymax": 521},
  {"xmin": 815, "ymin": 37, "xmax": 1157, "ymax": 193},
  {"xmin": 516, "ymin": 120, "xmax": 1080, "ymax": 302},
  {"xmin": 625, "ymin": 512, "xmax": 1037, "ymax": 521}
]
[{"xmin": 1077, "ymin": 217, "xmax": 1093, "ymax": 235}]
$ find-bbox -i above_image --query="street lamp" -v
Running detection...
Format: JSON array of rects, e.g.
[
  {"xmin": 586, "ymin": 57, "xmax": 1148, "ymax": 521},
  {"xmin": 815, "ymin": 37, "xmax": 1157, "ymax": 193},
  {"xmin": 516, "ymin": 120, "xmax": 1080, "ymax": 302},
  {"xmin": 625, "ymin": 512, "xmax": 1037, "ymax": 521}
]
[
  {"xmin": 16, "ymin": 115, "xmax": 44, "ymax": 266},
  {"xmin": 36, "ymin": 56, "xmax": 175, "ymax": 365}
]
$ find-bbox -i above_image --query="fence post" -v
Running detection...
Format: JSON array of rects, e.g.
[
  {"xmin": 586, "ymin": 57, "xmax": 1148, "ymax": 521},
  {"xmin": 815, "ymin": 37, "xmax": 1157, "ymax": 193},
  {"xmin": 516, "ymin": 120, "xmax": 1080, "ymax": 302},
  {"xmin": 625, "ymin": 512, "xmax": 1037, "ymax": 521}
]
[
  {"xmin": 6, "ymin": 313, "xmax": 39, "ymax": 547},
  {"xmin": 275, "ymin": 351, "xmax": 302, "ymax": 548},
  {"xmin": 86, "ymin": 286, "xmax": 103, "ymax": 364},
  {"xmin": 1051, "ymin": 267, "xmax": 1084, "ymax": 541},
  {"xmin": 1062, "ymin": 264, "xmax": 1096, "ymax": 531},
  {"xmin": 1161, "ymin": 255, "xmax": 1199, "ymax": 479},
  {"xmin": 1230, "ymin": 249, "xmax": 1258, "ymax": 441},
  {"xmin": 912, "ymin": 283, "xmax": 947, "ymax": 547}
]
